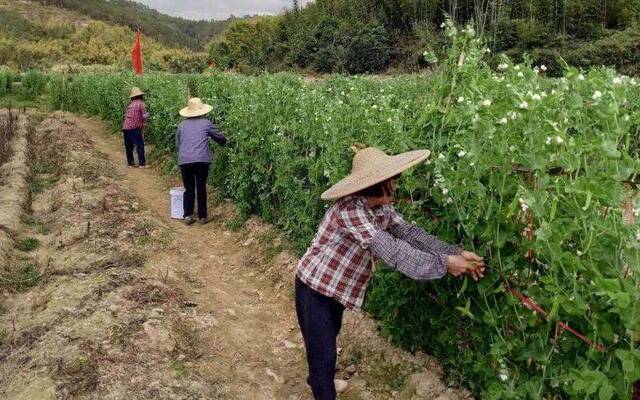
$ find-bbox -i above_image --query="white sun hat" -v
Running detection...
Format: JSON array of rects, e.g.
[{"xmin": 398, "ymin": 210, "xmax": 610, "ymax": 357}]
[
  {"xmin": 321, "ymin": 147, "xmax": 431, "ymax": 200},
  {"xmin": 180, "ymin": 98, "xmax": 213, "ymax": 118}
]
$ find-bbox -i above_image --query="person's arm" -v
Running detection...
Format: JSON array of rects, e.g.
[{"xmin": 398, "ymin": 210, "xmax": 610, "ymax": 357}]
[
  {"xmin": 207, "ymin": 120, "xmax": 227, "ymax": 146},
  {"xmin": 141, "ymin": 102, "xmax": 150, "ymax": 121},
  {"xmin": 387, "ymin": 209, "xmax": 462, "ymax": 255},
  {"xmin": 175, "ymin": 126, "xmax": 181, "ymax": 152},
  {"xmin": 369, "ymin": 230, "xmax": 448, "ymax": 280}
]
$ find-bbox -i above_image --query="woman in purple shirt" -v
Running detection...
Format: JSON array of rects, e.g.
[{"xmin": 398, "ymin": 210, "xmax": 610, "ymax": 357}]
[{"xmin": 177, "ymin": 98, "xmax": 227, "ymax": 225}]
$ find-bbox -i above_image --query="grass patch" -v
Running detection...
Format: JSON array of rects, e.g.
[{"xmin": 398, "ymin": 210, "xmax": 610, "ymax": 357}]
[
  {"xmin": 22, "ymin": 215, "xmax": 49, "ymax": 234},
  {"xmin": 171, "ymin": 316, "xmax": 202, "ymax": 359},
  {"xmin": 0, "ymin": 94, "xmax": 41, "ymax": 109},
  {"xmin": 16, "ymin": 237, "xmax": 39, "ymax": 252},
  {"xmin": 170, "ymin": 360, "xmax": 189, "ymax": 379},
  {"xmin": 31, "ymin": 173, "xmax": 60, "ymax": 194},
  {"xmin": 367, "ymin": 355, "xmax": 418, "ymax": 392},
  {"xmin": 225, "ymin": 213, "xmax": 247, "ymax": 231},
  {"xmin": 256, "ymin": 230, "xmax": 285, "ymax": 262},
  {"xmin": 1, "ymin": 263, "xmax": 42, "ymax": 292}
]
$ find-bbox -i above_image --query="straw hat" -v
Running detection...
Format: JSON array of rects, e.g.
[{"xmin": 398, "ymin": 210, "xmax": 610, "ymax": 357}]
[
  {"xmin": 321, "ymin": 147, "xmax": 431, "ymax": 200},
  {"xmin": 180, "ymin": 98, "xmax": 213, "ymax": 118},
  {"xmin": 130, "ymin": 87, "xmax": 144, "ymax": 98}
]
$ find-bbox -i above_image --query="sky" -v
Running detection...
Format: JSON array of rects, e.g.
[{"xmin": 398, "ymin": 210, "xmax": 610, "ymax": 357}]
[{"xmin": 133, "ymin": 0, "xmax": 312, "ymax": 21}]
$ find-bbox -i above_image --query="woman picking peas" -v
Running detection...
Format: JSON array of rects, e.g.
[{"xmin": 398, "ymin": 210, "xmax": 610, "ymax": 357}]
[{"xmin": 295, "ymin": 147, "xmax": 485, "ymax": 399}]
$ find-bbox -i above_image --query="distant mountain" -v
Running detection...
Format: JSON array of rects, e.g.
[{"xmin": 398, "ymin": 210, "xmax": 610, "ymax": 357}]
[
  {"xmin": 0, "ymin": 0, "xmax": 207, "ymax": 72},
  {"xmin": 34, "ymin": 0, "xmax": 237, "ymax": 50}
]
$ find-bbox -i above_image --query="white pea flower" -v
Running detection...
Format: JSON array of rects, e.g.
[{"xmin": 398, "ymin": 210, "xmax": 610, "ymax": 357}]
[
  {"xmin": 514, "ymin": 65, "xmax": 521, "ymax": 71},
  {"xmin": 509, "ymin": 145, "xmax": 516, "ymax": 152},
  {"xmin": 372, "ymin": 104, "xmax": 378, "ymax": 109},
  {"xmin": 470, "ymin": 162, "xmax": 475, "ymax": 167},
  {"xmin": 498, "ymin": 117, "xmax": 508, "ymax": 125},
  {"xmin": 613, "ymin": 77, "xmax": 623, "ymax": 85},
  {"xmin": 636, "ymin": 231, "xmax": 640, "ymax": 241},
  {"xmin": 551, "ymin": 89, "xmax": 557, "ymax": 95},
  {"xmin": 341, "ymin": 91, "xmax": 345, "ymax": 96},
  {"xmin": 446, "ymin": 197, "xmax": 454, "ymax": 204},
  {"xmin": 438, "ymin": 153, "xmax": 446, "ymax": 160},
  {"xmin": 440, "ymin": 22, "xmax": 446, "ymax": 28},
  {"xmin": 578, "ymin": 74, "xmax": 585, "ymax": 81},
  {"xmin": 442, "ymin": 188, "xmax": 449, "ymax": 195},
  {"xmin": 540, "ymin": 65, "xmax": 547, "ymax": 71},
  {"xmin": 497, "ymin": 63, "xmax": 508, "ymax": 71},
  {"xmin": 576, "ymin": 250, "xmax": 584, "ymax": 256},
  {"xmin": 458, "ymin": 151, "xmax": 466, "ymax": 157},
  {"xmin": 481, "ymin": 99, "xmax": 492, "ymax": 107},
  {"xmin": 517, "ymin": 72, "xmax": 524, "ymax": 78},
  {"xmin": 531, "ymin": 93, "xmax": 542, "ymax": 101},
  {"xmin": 592, "ymin": 90, "xmax": 602, "ymax": 100},
  {"xmin": 508, "ymin": 111, "xmax": 517, "ymax": 120},
  {"xmin": 484, "ymin": 48, "xmax": 491, "ymax": 54},
  {"xmin": 457, "ymin": 96, "xmax": 465, "ymax": 103},
  {"xmin": 533, "ymin": 67, "xmax": 540, "ymax": 74},
  {"xmin": 519, "ymin": 101, "xmax": 529, "ymax": 109},
  {"xmin": 540, "ymin": 91, "xmax": 547, "ymax": 98},
  {"xmin": 630, "ymin": 78, "xmax": 637, "ymax": 86},
  {"xmin": 545, "ymin": 136, "xmax": 552, "ymax": 145},
  {"xmin": 556, "ymin": 136, "xmax": 564, "ymax": 144}
]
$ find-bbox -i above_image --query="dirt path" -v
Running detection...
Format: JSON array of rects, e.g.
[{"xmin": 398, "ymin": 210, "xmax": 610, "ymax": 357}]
[
  {"xmin": 69, "ymin": 116, "xmax": 315, "ymax": 399},
  {"xmin": 58, "ymin": 114, "xmax": 471, "ymax": 400}
]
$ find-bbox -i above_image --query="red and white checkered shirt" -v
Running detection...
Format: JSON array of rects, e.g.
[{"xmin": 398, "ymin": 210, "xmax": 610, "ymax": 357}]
[
  {"xmin": 296, "ymin": 196, "xmax": 460, "ymax": 310},
  {"xmin": 122, "ymin": 99, "xmax": 149, "ymax": 130}
]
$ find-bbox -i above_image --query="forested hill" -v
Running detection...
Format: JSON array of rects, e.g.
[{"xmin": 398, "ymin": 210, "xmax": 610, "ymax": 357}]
[
  {"xmin": 34, "ymin": 0, "xmax": 235, "ymax": 50},
  {"xmin": 0, "ymin": 0, "xmax": 207, "ymax": 72},
  {"xmin": 209, "ymin": 0, "xmax": 640, "ymax": 75}
]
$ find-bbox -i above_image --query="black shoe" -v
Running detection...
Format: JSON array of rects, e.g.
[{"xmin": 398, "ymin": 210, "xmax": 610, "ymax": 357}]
[
  {"xmin": 183, "ymin": 216, "xmax": 195, "ymax": 225},
  {"xmin": 198, "ymin": 218, "xmax": 208, "ymax": 225}
]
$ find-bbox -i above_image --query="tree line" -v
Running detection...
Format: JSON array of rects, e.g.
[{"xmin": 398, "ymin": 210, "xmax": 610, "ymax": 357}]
[{"xmin": 208, "ymin": 0, "xmax": 640, "ymax": 75}]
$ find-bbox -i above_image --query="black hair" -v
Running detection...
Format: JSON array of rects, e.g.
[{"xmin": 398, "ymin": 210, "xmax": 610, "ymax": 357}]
[
  {"xmin": 355, "ymin": 174, "xmax": 401, "ymax": 198},
  {"xmin": 131, "ymin": 95, "xmax": 144, "ymax": 101}
]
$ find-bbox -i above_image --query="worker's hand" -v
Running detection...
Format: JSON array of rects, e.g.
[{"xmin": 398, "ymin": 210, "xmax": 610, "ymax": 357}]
[
  {"xmin": 461, "ymin": 250, "xmax": 483, "ymax": 263},
  {"xmin": 446, "ymin": 255, "xmax": 471, "ymax": 277},
  {"xmin": 461, "ymin": 250, "xmax": 485, "ymax": 281}
]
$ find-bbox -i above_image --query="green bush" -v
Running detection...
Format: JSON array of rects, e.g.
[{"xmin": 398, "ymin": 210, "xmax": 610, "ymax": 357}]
[
  {"xmin": 0, "ymin": 70, "xmax": 13, "ymax": 96},
  {"xmin": 50, "ymin": 23, "xmax": 640, "ymax": 398},
  {"xmin": 19, "ymin": 70, "xmax": 49, "ymax": 98}
]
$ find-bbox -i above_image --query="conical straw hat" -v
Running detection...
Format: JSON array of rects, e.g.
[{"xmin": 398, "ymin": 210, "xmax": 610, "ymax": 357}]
[
  {"xmin": 321, "ymin": 147, "xmax": 431, "ymax": 200},
  {"xmin": 180, "ymin": 98, "xmax": 213, "ymax": 118},
  {"xmin": 130, "ymin": 87, "xmax": 144, "ymax": 98}
]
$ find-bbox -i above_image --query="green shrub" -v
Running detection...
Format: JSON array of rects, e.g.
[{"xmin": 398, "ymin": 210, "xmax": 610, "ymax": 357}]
[{"xmin": 19, "ymin": 70, "xmax": 49, "ymax": 98}]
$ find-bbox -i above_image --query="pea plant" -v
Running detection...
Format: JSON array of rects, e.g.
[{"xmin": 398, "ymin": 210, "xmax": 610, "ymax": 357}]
[{"xmin": 49, "ymin": 22, "xmax": 639, "ymax": 398}]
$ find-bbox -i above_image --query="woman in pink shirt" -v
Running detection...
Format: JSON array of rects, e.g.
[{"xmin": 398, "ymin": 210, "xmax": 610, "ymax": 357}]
[{"xmin": 122, "ymin": 87, "xmax": 150, "ymax": 168}]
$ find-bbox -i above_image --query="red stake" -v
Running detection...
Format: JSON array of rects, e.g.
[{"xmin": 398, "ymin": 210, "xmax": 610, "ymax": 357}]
[{"xmin": 505, "ymin": 284, "xmax": 605, "ymax": 353}]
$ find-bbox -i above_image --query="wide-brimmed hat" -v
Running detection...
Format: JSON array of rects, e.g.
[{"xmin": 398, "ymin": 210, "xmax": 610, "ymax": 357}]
[
  {"xmin": 321, "ymin": 147, "xmax": 431, "ymax": 200},
  {"xmin": 180, "ymin": 98, "xmax": 213, "ymax": 118},
  {"xmin": 130, "ymin": 87, "xmax": 144, "ymax": 98}
]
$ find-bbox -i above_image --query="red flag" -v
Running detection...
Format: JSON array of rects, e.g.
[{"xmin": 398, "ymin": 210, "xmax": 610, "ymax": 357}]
[{"xmin": 131, "ymin": 31, "xmax": 143, "ymax": 75}]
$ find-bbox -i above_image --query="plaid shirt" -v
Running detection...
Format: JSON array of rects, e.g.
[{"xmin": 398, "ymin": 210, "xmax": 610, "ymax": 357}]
[
  {"xmin": 296, "ymin": 196, "xmax": 461, "ymax": 310},
  {"xmin": 122, "ymin": 99, "xmax": 149, "ymax": 130}
]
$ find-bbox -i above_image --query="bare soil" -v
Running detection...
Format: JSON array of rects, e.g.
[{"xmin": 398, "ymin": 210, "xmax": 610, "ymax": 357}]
[{"xmin": 0, "ymin": 111, "xmax": 472, "ymax": 400}]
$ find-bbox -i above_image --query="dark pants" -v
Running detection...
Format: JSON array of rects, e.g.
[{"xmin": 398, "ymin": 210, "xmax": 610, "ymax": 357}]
[
  {"xmin": 180, "ymin": 162, "xmax": 210, "ymax": 219},
  {"xmin": 122, "ymin": 129, "xmax": 146, "ymax": 166},
  {"xmin": 295, "ymin": 277, "xmax": 345, "ymax": 400}
]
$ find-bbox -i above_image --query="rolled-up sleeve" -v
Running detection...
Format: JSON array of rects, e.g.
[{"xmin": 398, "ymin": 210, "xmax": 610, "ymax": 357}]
[
  {"xmin": 388, "ymin": 211, "xmax": 462, "ymax": 255},
  {"xmin": 369, "ymin": 230, "xmax": 448, "ymax": 281}
]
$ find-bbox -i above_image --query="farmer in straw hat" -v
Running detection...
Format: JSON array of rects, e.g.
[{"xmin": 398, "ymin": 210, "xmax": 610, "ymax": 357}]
[
  {"xmin": 296, "ymin": 147, "xmax": 485, "ymax": 399},
  {"xmin": 122, "ymin": 87, "xmax": 150, "ymax": 168},
  {"xmin": 176, "ymin": 98, "xmax": 227, "ymax": 225}
]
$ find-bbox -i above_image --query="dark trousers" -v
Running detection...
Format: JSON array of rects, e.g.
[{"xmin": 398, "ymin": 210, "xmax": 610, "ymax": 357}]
[
  {"xmin": 295, "ymin": 277, "xmax": 345, "ymax": 400},
  {"xmin": 180, "ymin": 162, "xmax": 210, "ymax": 219},
  {"xmin": 122, "ymin": 129, "xmax": 146, "ymax": 166}
]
